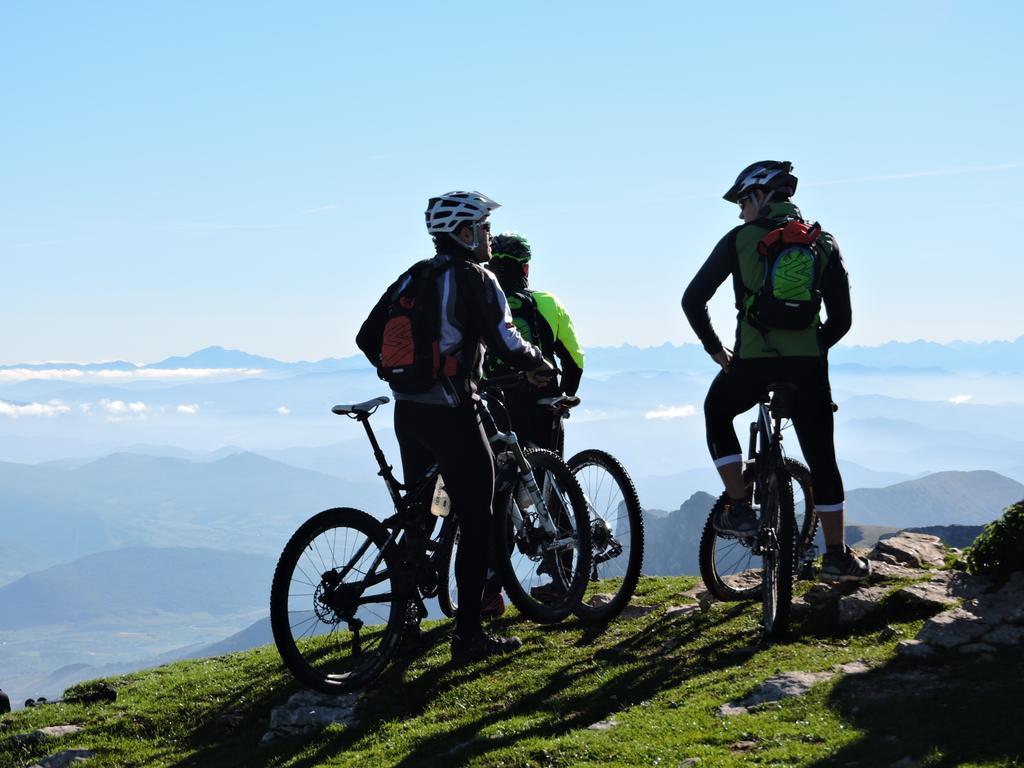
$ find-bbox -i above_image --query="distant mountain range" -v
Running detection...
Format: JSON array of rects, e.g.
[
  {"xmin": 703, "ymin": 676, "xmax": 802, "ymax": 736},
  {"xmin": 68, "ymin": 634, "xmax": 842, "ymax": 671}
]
[
  {"xmin": 0, "ymin": 546, "xmax": 275, "ymax": 707},
  {"xmin": 0, "ymin": 451, "xmax": 392, "ymax": 577},
  {"xmin": 3, "ymin": 337, "xmax": 1023, "ymax": 376},
  {"xmin": 0, "ymin": 546, "xmax": 273, "ymax": 630},
  {"xmin": 844, "ymin": 470, "xmax": 1023, "ymax": 527}
]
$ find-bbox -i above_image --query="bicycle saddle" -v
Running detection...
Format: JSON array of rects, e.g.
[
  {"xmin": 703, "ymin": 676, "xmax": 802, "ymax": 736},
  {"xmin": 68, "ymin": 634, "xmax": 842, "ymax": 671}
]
[{"xmin": 332, "ymin": 396, "xmax": 390, "ymax": 416}]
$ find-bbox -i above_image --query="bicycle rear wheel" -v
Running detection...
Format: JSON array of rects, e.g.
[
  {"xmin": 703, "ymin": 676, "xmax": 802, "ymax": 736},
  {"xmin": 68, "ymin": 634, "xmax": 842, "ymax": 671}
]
[
  {"xmin": 495, "ymin": 448, "xmax": 592, "ymax": 624},
  {"xmin": 786, "ymin": 458, "xmax": 818, "ymax": 550},
  {"xmin": 762, "ymin": 470, "xmax": 796, "ymax": 638},
  {"xmin": 698, "ymin": 458, "xmax": 812, "ymax": 602},
  {"xmin": 270, "ymin": 507, "xmax": 406, "ymax": 693},
  {"xmin": 567, "ymin": 449, "xmax": 645, "ymax": 623}
]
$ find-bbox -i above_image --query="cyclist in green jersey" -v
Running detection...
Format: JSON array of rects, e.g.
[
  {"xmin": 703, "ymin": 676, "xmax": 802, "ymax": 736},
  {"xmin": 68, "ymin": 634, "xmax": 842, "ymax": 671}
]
[
  {"xmin": 682, "ymin": 161, "xmax": 870, "ymax": 582},
  {"xmin": 485, "ymin": 232, "xmax": 585, "ymax": 452},
  {"xmin": 481, "ymin": 232, "xmax": 586, "ymax": 612}
]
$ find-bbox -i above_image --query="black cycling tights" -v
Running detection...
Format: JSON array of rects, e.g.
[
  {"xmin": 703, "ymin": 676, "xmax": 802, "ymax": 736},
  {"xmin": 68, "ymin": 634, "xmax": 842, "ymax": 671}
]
[
  {"xmin": 395, "ymin": 399, "xmax": 495, "ymax": 637},
  {"xmin": 704, "ymin": 357, "xmax": 844, "ymax": 508}
]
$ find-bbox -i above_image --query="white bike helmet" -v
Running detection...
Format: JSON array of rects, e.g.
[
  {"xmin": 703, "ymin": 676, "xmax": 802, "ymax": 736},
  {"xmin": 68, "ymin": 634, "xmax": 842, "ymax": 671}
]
[{"xmin": 425, "ymin": 190, "xmax": 499, "ymax": 230}]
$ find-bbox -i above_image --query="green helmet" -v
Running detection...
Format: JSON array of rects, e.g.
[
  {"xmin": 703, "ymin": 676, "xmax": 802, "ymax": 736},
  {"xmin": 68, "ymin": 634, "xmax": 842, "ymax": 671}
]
[{"xmin": 491, "ymin": 233, "xmax": 532, "ymax": 264}]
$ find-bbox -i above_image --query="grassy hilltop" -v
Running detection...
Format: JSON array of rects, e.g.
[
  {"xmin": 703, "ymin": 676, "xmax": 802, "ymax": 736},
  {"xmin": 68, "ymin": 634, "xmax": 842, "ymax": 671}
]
[{"xmin": 1, "ymin": 575, "xmax": 1023, "ymax": 768}]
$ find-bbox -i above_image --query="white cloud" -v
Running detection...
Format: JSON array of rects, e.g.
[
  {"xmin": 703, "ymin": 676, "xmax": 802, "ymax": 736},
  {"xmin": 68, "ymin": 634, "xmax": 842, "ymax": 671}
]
[
  {"xmin": 277, "ymin": 406, "xmax": 291, "ymax": 416},
  {"xmin": 0, "ymin": 367, "xmax": 264, "ymax": 384},
  {"xmin": 644, "ymin": 404, "xmax": 697, "ymax": 421},
  {"xmin": 79, "ymin": 403, "xmax": 92, "ymax": 414},
  {"xmin": 0, "ymin": 399, "xmax": 71, "ymax": 418},
  {"xmin": 100, "ymin": 399, "xmax": 149, "ymax": 420},
  {"xmin": 949, "ymin": 394, "xmax": 973, "ymax": 405},
  {"xmin": 176, "ymin": 403, "xmax": 200, "ymax": 415}
]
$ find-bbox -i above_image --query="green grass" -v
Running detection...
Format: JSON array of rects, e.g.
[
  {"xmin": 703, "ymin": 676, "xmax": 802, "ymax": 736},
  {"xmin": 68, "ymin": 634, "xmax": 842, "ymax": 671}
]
[{"xmin": 1, "ymin": 576, "xmax": 1022, "ymax": 768}]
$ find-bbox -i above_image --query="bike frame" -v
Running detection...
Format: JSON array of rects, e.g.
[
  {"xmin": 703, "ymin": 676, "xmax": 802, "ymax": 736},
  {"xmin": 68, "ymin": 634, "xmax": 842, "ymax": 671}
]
[{"xmin": 342, "ymin": 400, "xmax": 575, "ymax": 612}]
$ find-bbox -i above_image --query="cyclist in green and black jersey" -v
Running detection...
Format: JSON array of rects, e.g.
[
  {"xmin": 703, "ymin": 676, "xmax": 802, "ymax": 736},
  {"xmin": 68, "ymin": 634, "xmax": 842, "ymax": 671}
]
[
  {"xmin": 682, "ymin": 161, "xmax": 870, "ymax": 582},
  {"xmin": 484, "ymin": 232, "xmax": 585, "ymax": 453}
]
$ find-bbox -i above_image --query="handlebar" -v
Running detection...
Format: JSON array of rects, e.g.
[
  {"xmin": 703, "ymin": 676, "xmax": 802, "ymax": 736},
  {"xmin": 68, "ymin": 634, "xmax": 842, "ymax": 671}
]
[
  {"xmin": 479, "ymin": 373, "xmax": 527, "ymax": 391},
  {"xmin": 538, "ymin": 395, "xmax": 580, "ymax": 411}
]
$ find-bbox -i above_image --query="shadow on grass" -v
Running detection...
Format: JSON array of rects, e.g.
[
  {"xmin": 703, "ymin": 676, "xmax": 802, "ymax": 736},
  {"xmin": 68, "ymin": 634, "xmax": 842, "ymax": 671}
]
[
  {"xmin": 808, "ymin": 642, "xmax": 1024, "ymax": 767},
  {"xmin": 269, "ymin": 602, "xmax": 754, "ymax": 768}
]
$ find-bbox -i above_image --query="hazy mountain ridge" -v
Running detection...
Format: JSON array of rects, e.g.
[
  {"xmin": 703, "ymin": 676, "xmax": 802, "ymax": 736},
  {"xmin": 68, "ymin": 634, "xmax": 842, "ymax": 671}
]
[
  {"xmin": 0, "ymin": 546, "xmax": 277, "ymax": 706},
  {"xmin": 3, "ymin": 337, "xmax": 1023, "ymax": 378},
  {"xmin": 844, "ymin": 470, "xmax": 1024, "ymax": 527},
  {"xmin": 0, "ymin": 452, "xmax": 393, "ymax": 569},
  {"xmin": 0, "ymin": 546, "xmax": 274, "ymax": 630}
]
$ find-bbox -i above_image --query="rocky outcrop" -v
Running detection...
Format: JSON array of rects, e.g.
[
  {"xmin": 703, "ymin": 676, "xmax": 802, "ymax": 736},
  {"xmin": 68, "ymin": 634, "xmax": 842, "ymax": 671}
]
[
  {"xmin": 716, "ymin": 529, "xmax": 1022, "ymax": 718},
  {"xmin": 260, "ymin": 689, "xmax": 362, "ymax": 745},
  {"xmin": 26, "ymin": 750, "xmax": 94, "ymax": 768}
]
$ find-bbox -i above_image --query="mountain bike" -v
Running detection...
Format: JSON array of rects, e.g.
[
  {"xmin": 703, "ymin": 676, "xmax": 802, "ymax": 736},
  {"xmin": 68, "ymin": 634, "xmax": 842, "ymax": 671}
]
[
  {"xmin": 697, "ymin": 384, "xmax": 819, "ymax": 637},
  {"xmin": 469, "ymin": 375, "xmax": 645, "ymax": 624},
  {"xmin": 270, "ymin": 395, "xmax": 591, "ymax": 693}
]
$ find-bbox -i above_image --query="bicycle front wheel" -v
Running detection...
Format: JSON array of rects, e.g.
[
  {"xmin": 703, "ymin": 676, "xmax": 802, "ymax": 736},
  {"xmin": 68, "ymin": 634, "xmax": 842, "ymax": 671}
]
[
  {"xmin": 761, "ymin": 470, "xmax": 796, "ymax": 638},
  {"xmin": 567, "ymin": 449, "xmax": 645, "ymax": 623},
  {"xmin": 270, "ymin": 507, "xmax": 406, "ymax": 693},
  {"xmin": 495, "ymin": 448, "xmax": 592, "ymax": 624}
]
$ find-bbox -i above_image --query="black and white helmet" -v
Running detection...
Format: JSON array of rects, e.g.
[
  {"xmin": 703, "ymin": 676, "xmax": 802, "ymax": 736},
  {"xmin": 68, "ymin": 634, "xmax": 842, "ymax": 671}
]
[
  {"xmin": 723, "ymin": 161, "xmax": 798, "ymax": 203},
  {"xmin": 425, "ymin": 191, "xmax": 500, "ymax": 234}
]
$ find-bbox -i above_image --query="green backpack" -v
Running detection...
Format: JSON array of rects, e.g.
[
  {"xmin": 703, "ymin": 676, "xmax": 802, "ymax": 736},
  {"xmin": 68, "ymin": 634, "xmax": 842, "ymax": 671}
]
[{"xmin": 745, "ymin": 219, "xmax": 824, "ymax": 331}]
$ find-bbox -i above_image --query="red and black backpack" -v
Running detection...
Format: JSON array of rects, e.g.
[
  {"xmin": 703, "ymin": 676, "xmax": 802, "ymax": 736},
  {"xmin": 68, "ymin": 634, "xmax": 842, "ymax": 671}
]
[
  {"xmin": 744, "ymin": 219, "xmax": 825, "ymax": 332},
  {"xmin": 377, "ymin": 260, "xmax": 458, "ymax": 394}
]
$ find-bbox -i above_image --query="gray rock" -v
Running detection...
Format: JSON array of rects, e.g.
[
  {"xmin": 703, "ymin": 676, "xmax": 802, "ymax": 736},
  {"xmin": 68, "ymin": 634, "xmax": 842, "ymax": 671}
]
[
  {"xmin": 587, "ymin": 719, "xmax": 618, "ymax": 730},
  {"xmin": 874, "ymin": 551, "xmax": 906, "ymax": 566},
  {"xmin": 721, "ymin": 569, "xmax": 763, "ymax": 593},
  {"xmin": 896, "ymin": 640, "xmax": 938, "ymax": 660},
  {"xmin": 982, "ymin": 624, "xmax": 1024, "ymax": 646},
  {"xmin": 970, "ymin": 591, "xmax": 1022, "ymax": 625},
  {"xmin": 935, "ymin": 570, "xmax": 994, "ymax": 600},
  {"xmin": 958, "ymin": 642, "xmax": 998, "ymax": 655},
  {"xmin": 27, "ymin": 751, "xmax": 94, "ymax": 768},
  {"xmin": 870, "ymin": 561, "xmax": 925, "ymax": 580},
  {"xmin": 719, "ymin": 671, "xmax": 834, "ymax": 716},
  {"xmin": 14, "ymin": 725, "xmax": 84, "ymax": 744},
  {"xmin": 891, "ymin": 758, "xmax": 916, "ymax": 768},
  {"xmin": 836, "ymin": 660, "xmax": 872, "ymax": 675},
  {"xmin": 587, "ymin": 593, "xmax": 615, "ymax": 607},
  {"xmin": 1007, "ymin": 607, "xmax": 1024, "ymax": 626},
  {"xmin": 872, "ymin": 532, "xmax": 945, "ymax": 568},
  {"xmin": 894, "ymin": 581, "xmax": 959, "ymax": 612},
  {"xmin": 261, "ymin": 689, "xmax": 362, "ymax": 745},
  {"xmin": 803, "ymin": 582, "xmax": 840, "ymax": 605},
  {"xmin": 664, "ymin": 604, "xmax": 701, "ymax": 620},
  {"xmin": 618, "ymin": 603, "xmax": 657, "ymax": 619},
  {"xmin": 679, "ymin": 759, "xmax": 701, "ymax": 766},
  {"xmin": 917, "ymin": 608, "xmax": 989, "ymax": 648},
  {"xmin": 838, "ymin": 586, "xmax": 889, "ymax": 625}
]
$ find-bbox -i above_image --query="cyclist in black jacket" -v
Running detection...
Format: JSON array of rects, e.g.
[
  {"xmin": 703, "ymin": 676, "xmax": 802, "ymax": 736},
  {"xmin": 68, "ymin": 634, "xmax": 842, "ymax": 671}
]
[
  {"xmin": 682, "ymin": 162, "xmax": 869, "ymax": 582},
  {"xmin": 357, "ymin": 191, "xmax": 555, "ymax": 662}
]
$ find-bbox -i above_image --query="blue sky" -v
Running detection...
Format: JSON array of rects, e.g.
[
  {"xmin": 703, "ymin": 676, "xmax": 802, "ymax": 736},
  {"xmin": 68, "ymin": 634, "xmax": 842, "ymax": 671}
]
[{"xmin": 2, "ymin": 1, "xmax": 1022, "ymax": 364}]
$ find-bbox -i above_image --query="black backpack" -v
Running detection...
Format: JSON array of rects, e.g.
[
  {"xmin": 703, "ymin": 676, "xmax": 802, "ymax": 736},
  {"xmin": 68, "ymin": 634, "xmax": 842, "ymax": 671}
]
[
  {"xmin": 483, "ymin": 289, "xmax": 550, "ymax": 381},
  {"xmin": 745, "ymin": 219, "xmax": 824, "ymax": 331},
  {"xmin": 376, "ymin": 260, "xmax": 457, "ymax": 394}
]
